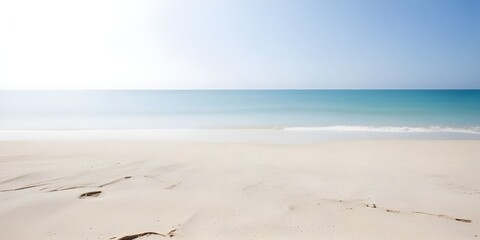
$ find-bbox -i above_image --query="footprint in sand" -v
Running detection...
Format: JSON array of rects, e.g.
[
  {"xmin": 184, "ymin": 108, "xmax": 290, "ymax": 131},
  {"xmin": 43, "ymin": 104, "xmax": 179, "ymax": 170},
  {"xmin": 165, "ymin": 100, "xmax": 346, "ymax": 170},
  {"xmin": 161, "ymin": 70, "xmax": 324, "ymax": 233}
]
[{"xmin": 79, "ymin": 191, "xmax": 102, "ymax": 199}]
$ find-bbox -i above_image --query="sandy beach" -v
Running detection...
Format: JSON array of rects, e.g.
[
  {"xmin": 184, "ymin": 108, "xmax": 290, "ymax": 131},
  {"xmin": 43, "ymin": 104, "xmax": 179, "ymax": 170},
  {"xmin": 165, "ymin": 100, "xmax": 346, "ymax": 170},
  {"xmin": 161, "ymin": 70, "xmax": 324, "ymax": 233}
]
[
  {"xmin": 2, "ymin": 0, "xmax": 479, "ymax": 238},
  {"xmin": 0, "ymin": 139, "xmax": 479, "ymax": 240}
]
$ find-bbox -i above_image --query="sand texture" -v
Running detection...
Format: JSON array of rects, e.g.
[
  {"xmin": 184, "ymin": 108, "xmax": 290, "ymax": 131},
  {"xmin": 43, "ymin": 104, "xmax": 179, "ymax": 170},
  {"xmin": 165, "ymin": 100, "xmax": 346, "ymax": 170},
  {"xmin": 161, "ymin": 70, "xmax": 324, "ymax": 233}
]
[{"xmin": 0, "ymin": 140, "xmax": 479, "ymax": 239}]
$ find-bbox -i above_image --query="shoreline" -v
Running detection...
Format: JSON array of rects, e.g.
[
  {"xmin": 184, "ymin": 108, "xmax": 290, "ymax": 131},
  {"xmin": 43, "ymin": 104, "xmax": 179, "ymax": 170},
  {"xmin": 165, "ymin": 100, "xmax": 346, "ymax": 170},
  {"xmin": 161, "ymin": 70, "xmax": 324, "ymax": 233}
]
[{"xmin": 1, "ymin": 129, "xmax": 480, "ymax": 143}]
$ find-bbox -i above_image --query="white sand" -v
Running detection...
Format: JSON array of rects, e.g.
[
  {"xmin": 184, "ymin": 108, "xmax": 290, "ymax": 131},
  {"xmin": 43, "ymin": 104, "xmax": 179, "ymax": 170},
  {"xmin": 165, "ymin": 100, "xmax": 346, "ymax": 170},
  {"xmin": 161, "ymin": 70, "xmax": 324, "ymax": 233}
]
[{"xmin": 0, "ymin": 140, "xmax": 479, "ymax": 239}]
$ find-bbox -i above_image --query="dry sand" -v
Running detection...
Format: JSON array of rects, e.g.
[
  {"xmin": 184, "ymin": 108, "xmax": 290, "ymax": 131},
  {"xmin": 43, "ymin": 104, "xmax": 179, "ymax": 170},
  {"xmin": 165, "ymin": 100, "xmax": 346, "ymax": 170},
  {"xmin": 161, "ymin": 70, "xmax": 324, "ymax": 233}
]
[{"xmin": 0, "ymin": 140, "xmax": 479, "ymax": 239}]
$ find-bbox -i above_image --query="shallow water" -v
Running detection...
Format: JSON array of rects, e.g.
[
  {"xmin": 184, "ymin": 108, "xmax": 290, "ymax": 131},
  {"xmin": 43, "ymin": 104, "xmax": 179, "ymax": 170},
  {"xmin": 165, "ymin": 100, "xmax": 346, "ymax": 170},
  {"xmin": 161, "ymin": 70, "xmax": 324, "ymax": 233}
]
[{"xmin": 1, "ymin": 90, "xmax": 479, "ymax": 135}]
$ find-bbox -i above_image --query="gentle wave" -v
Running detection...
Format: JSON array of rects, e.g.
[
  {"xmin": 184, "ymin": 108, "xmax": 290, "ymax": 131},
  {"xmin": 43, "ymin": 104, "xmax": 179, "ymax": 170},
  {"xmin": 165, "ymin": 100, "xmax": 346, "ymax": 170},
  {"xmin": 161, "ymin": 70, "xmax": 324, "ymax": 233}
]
[{"xmin": 283, "ymin": 126, "xmax": 480, "ymax": 134}]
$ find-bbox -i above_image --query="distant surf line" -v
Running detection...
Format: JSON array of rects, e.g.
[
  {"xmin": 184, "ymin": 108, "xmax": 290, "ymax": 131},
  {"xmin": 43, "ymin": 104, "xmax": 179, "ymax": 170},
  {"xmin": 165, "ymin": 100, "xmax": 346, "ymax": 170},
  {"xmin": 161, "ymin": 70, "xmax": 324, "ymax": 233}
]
[{"xmin": 283, "ymin": 126, "xmax": 480, "ymax": 134}]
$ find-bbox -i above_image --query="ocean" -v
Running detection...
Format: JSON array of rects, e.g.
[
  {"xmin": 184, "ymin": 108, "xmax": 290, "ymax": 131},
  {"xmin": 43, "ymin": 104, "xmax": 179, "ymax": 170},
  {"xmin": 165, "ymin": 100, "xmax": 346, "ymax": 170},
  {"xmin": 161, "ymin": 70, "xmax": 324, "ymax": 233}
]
[{"xmin": 1, "ymin": 90, "xmax": 479, "ymax": 135}]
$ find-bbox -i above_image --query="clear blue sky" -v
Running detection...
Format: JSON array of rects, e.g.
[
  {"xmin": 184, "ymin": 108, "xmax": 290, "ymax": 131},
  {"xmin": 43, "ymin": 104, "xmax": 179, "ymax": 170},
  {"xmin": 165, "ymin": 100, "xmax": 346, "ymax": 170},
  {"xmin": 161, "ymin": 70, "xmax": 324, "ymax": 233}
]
[{"xmin": 0, "ymin": 0, "xmax": 479, "ymax": 89}]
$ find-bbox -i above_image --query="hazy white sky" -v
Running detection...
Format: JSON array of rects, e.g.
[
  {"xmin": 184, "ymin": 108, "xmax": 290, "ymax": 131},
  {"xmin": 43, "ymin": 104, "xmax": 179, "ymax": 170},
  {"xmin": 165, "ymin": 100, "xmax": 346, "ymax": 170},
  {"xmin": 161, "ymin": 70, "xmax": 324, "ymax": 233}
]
[{"xmin": 1, "ymin": 0, "xmax": 479, "ymax": 89}]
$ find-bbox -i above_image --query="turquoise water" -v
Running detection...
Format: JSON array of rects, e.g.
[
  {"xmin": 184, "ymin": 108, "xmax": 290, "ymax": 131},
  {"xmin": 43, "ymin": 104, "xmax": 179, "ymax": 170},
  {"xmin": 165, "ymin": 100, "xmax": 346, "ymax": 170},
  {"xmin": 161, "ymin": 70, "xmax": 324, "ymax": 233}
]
[{"xmin": 1, "ymin": 90, "xmax": 479, "ymax": 132}]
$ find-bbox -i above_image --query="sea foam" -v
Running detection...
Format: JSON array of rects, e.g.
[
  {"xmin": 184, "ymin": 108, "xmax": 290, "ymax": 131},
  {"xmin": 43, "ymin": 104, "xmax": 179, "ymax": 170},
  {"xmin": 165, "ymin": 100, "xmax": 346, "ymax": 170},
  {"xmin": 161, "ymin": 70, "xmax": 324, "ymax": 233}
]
[{"xmin": 283, "ymin": 126, "xmax": 480, "ymax": 134}]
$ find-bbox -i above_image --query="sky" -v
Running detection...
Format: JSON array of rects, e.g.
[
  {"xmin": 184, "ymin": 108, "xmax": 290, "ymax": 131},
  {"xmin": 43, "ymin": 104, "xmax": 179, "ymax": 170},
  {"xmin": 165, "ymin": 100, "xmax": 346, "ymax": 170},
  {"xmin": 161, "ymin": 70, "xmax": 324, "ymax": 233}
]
[{"xmin": 0, "ymin": 0, "xmax": 479, "ymax": 89}]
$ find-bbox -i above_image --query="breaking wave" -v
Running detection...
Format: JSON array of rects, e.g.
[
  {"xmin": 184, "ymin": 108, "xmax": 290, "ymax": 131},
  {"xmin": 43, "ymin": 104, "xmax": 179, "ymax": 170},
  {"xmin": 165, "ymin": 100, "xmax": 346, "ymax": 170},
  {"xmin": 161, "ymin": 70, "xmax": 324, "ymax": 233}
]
[{"xmin": 283, "ymin": 126, "xmax": 480, "ymax": 134}]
